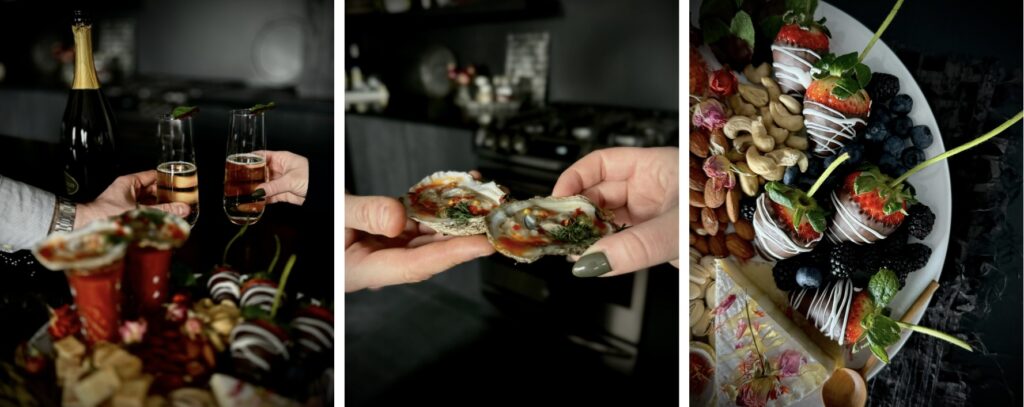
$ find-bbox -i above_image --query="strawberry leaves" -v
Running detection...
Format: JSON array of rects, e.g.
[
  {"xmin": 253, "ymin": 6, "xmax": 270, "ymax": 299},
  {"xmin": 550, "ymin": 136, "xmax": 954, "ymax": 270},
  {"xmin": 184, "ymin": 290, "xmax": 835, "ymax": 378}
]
[
  {"xmin": 765, "ymin": 182, "xmax": 827, "ymax": 232},
  {"xmin": 858, "ymin": 269, "xmax": 973, "ymax": 364},
  {"xmin": 813, "ymin": 52, "xmax": 871, "ymax": 99},
  {"xmin": 853, "ymin": 166, "xmax": 916, "ymax": 215}
]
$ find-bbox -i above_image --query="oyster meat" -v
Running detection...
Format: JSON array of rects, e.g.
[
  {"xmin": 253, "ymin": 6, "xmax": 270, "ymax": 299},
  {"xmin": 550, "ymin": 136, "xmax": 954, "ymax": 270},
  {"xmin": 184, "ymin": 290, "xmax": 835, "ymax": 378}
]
[
  {"xmin": 402, "ymin": 171, "xmax": 507, "ymax": 236},
  {"xmin": 485, "ymin": 195, "xmax": 617, "ymax": 263}
]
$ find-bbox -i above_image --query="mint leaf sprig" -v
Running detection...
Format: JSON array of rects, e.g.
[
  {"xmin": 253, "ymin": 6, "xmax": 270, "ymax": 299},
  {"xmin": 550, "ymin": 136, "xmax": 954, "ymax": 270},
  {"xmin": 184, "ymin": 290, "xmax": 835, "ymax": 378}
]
[
  {"xmin": 763, "ymin": 152, "xmax": 849, "ymax": 233},
  {"xmin": 856, "ymin": 269, "xmax": 973, "ymax": 364},
  {"xmin": 812, "ymin": 0, "xmax": 904, "ymax": 99},
  {"xmin": 172, "ymin": 106, "xmax": 199, "ymax": 120},
  {"xmin": 249, "ymin": 102, "xmax": 276, "ymax": 114}
]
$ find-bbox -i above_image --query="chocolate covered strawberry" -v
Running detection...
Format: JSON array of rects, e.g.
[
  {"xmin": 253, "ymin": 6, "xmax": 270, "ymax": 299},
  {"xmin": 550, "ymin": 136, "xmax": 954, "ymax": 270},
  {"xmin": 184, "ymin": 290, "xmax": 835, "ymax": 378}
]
[
  {"xmin": 752, "ymin": 153, "xmax": 849, "ymax": 261},
  {"xmin": 804, "ymin": 0, "xmax": 907, "ymax": 156},
  {"xmin": 803, "ymin": 55, "xmax": 872, "ymax": 156},
  {"xmin": 829, "ymin": 111, "xmax": 1023, "ymax": 244},
  {"xmin": 771, "ymin": 2, "xmax": 831, "ymax": 96},
  {"xmin": 791, "ymin": 268, "xmax": 972, "ymax": 362}
]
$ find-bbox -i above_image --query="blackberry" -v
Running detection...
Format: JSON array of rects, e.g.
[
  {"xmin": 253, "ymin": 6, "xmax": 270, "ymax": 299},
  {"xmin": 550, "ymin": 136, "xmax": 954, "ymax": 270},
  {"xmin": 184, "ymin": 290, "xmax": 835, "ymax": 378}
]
[
  {"xmin": 809, "ymin": 240, "xmax": 834, "ymax": 268},
  {"xmin": 850, "ymin": 268, "xmax": 876, "ymax": 289},
  {"xmin": 906, "ymin": 204, "xmax": 935, "ymax": 239},
  {"xmin": 828, "ymin": 243, "xmax": 858, "ymax": 279},
  {"xmin": 878, "ymin": 243, "xmax": 931, "ymax": 275},
  {"xmin": 866, "ymin": 73, "xmax": 900, "ymax": 102},
  {"xmin": 883, "ymin": 226, "xmax": 910, "ymax": 249},
  {"xmin": 740, "ymin": 198, "xmax": 757, "ymax": 221},
  {"xmin": 772, "ymin": 259, "xmax": 801, "ymax": 291}
]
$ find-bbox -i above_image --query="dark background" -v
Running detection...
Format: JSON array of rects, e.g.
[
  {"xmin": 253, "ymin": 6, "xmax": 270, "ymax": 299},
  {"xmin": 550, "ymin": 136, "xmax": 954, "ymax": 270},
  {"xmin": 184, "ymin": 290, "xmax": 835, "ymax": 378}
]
[
  {"xmin": 825, "ymin": 1, "xmax": 1024, "ymax": 405},
  {"xmin": 0, "ymin": 0, "xmax": 335, "ymax": 376},
  {"xmin": 345, "ymin": 0, "xmax": 680, "ymax": 405}
]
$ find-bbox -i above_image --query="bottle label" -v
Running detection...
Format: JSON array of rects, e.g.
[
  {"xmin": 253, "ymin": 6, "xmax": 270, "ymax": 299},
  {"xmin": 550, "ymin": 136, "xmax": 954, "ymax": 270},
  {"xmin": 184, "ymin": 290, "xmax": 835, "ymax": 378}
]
[{"xmin": 64, "ymin": 171, "xmax": 80, "ymax": 196}]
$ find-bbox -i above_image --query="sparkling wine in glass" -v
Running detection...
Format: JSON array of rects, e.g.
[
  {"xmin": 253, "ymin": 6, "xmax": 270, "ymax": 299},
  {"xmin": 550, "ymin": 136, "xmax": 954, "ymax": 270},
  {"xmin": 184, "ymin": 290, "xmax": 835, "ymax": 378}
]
[
  {"xmin": 156, "ymin": 114, "xmax": 199, "ymax": 225},
  {"xmin": 223, "ymin": 109, "xmax": 268, "ymax": 225}
]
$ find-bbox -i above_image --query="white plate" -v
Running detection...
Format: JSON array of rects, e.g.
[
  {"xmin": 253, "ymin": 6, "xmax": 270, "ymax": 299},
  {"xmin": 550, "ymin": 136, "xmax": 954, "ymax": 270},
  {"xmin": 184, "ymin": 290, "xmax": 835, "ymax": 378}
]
[{"xmin": 691, "ymin": 0, "xmax": 952, "ymax": 394}]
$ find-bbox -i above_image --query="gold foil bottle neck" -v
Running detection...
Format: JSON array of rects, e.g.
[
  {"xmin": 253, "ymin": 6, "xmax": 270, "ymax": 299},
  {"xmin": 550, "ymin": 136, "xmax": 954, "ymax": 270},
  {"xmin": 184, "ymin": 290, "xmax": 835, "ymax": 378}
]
[{"xmin": 71, "ymin": 23, "xmax": 99, "ymax": 90}]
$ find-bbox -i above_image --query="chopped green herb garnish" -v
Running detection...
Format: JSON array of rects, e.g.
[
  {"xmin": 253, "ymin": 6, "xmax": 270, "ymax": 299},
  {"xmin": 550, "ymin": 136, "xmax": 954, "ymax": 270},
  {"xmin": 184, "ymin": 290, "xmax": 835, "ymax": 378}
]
[
  {"xmin": 442, "ymin": 201, "xmax": 475, "ymax": 223},
  {"xmin": 550, "ymin": 216, "xmax": 600, "ymax": 246}
]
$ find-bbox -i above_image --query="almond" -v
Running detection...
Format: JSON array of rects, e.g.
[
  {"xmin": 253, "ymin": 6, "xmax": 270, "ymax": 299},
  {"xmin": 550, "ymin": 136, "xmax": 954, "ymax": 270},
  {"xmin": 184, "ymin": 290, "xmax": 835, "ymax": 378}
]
[
  {"xmin": 690, "ymin": 190, "xmax": 706, "ymax": 208},
  {"xmin": 689, "ymin": 231, "xmax": 698, "ymax": 245},
  {"xmin": 690, "ymin": 205, "xmax": 700, "ymax": 222},
  {"xmin": 709, "ymin": 232, "xmax": 728, "ymax": 257},
  {"xmin": 726, "ymin": 233, "xmax": 755, "ymax": 260},
  {"xmin": 734, "ymin": 219, "xmax": 755, "ymax": 241},
  {"xmin": 690, "ymin": 166, "xmax": 708, "ymax": 191},
  {"xmin": 715, "ymin": 206, "xmax": 729, "ymax": 223},
  {"xmin": 693, "ymin": 236, "xmax": 709, "ymax": 255},
  {"xmin": 690, "ymin": 130, "xmax": 710, "ymax": 158},
  {"xmin": 726, "ymin": 187, "xmax": 742, "ymax": 222},
  {"xmin": 704, "ymin": 179, "xmax": 725, "ymax": 208},
  {"xmin": 709, "ymin": 128, "xmax": 729, "ymax": 155},
  {"xmin": 701, "ymin": 207, "xmax": 719, "ymax": 236}
]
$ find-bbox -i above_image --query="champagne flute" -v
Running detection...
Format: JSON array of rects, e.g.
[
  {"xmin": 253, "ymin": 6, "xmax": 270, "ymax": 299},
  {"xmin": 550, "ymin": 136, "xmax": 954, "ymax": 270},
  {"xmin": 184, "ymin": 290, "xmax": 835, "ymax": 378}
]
[
  {"xmin": 156, "ymin": 114, "xmax": 199, "ymax": 225},
  {"xmin": 223, "ymin": 109, "xmax": 268, "ymax": 225}
]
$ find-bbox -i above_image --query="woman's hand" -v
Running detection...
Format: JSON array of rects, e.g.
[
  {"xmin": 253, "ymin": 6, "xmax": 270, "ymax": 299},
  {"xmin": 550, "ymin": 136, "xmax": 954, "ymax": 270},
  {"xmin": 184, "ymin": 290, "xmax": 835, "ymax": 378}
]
[
  {"xmin": 345, "ymin": 194, "xmax": 494, "ymax": 292},
  {"xmin": 552, "ymin": 147, "xmax": 679, "ymax": 277}
]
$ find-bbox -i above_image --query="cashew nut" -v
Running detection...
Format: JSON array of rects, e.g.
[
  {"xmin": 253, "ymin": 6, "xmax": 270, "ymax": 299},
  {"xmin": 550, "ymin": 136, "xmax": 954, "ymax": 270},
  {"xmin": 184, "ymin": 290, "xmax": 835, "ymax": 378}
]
[
  {"xmin": 785, "ymin": 132, "xmax": 808, "ymax": 150},
  {"xmin": 751, "ymin": 117, "xmax": 774, "ymax": 153},
  {"xmin": 725, "ymin": 149, "xmax": 745, "ymax": 162},
  {"xmin": 734, "ymin": 161, "xmax": 760, "ymax": 197},
  {"xmin": 738, "ymin": 83, "xmax": 769, "ymax": 107},
  {"xmin": 733, "ymin": 135, "xmax": 754, "ymax": 153},
  {"xmin": 728, "ymin": 94, "xmax": 757, "ymax": 117},
  {"xmin": 759, "ymin": 107, "xmax": 789, "ymax": 144},
  {"xmin": 779, "ymin": 94, "xmax": 802, "ymax": 114},
  {"xmin": 743, "ymin": 63, "xmax": 770, "ymax": 85},
  {"xmin": 723, "ymin": 116, "xmax": 752, "ymax": 139},
  {"xmin": 746, "ymin": 147, "xmax": 781, "ymax": 180},
  {"xmin": 766, "ymin": 148, "xmax": 802, "ymax": 166},
  {"xmin": 770, "ymin": 100, "xmax": 804, "ymax": 131},
  {"xmin": 760, "ymin": 76, "xmax": 781, "ymax": 101}
]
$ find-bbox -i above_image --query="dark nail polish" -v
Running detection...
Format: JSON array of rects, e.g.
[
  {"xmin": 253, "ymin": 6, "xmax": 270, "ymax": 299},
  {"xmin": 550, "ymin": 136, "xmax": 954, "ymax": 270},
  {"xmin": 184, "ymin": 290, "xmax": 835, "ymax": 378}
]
[
  {"xmin": 572, "ymin": 252, "xmax": 612, "ymax": 277},
  {"xmin": 252, "ymin": 188, "xmax": 266, "ymax": 199}
]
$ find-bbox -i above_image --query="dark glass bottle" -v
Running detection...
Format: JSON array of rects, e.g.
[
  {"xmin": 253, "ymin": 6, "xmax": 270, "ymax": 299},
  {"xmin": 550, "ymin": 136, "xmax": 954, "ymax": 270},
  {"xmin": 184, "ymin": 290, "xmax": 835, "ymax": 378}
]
[{"xmin": 61, "ymin": 10, "xmax": 117, "ymax": 202}]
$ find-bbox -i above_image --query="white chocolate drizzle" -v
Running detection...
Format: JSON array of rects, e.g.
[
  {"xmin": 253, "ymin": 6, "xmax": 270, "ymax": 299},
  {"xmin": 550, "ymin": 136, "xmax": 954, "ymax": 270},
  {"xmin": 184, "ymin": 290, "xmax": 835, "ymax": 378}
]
[
  {"xmin": 803, "ymin": 101, "xmax": 867, "ymax": 156},
  {"xmin": 789, "ymin": 279, "xmax": 855, "ymax": 346},
  {"xmin": 771, "ymin": 44, "xmax": 822, "ymax": 95},
  {"xmin": 826, "ymin": 187, "xmax": 896, "ymax": 244}
]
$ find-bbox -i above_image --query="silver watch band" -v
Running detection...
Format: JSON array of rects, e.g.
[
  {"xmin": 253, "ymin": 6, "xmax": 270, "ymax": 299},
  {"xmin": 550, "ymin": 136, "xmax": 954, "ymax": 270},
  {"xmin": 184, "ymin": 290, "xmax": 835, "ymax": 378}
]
[{"xmin": 51, "ymin": 195, "xmax": 77, "ymax": 233}]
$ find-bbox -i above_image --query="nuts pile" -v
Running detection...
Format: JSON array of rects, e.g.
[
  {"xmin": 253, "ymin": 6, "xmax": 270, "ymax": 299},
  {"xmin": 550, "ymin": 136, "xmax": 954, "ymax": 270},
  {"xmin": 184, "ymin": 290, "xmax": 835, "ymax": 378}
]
[
  {"xmin": 690, "ymin": 62, "xmax": 808, "ymax": 262},
  {"xmin": 689, "ymin": 249, "xmax": 717, "ymax": 338}
]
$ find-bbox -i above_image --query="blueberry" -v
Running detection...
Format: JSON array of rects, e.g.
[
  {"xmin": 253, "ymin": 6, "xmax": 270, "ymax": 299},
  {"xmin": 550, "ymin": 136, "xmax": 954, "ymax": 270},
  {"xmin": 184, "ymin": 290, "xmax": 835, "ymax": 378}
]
[
  {"xmin": 795, "ymin": 266, "xmax": 823, "ymax": 288},
  {"xmin": 910, "ymin": 125, "xmax": 933, "ymax": 149},
  {"xmin": 884, "ymin": 135, "xmax": 906, "ymax": 155},
  {"xmin": 891, "ymin": 116, "xmax": 913, "ymax": 135},
  {"xmin": 823, "ymin": 153, "xmax": 838, "ymax": 170},
  {"xmin": 879, "ymin": 153, "xmax": 900, "ymax": 174},
  {"xmin": 840, "ymin": 143, "xmax": 864, "ymax": 165},
  {"xmin": 805, "ymin": 157, "xmax": 825, "ymax": 178},
  {"xmin": 890, "ymin": 94, "xmax": 913, "ymax": 115},
  {"xmin": 902, "ymin": 147, "xmax": 926, "ymax": 168},
  {"xmin": 797, "ymin": 174, "xmax": 817, "ymax": 190},
  {"xmin": 783, "ymin": 166, "xmax": 800, "ymax": 185},
  {"xmin": 871, "ymin": 105, "xmax": 893, "ymax": 124},
  {"xmin": 865, "ymin": 121, "xmax": 889, "ymax": 143}
]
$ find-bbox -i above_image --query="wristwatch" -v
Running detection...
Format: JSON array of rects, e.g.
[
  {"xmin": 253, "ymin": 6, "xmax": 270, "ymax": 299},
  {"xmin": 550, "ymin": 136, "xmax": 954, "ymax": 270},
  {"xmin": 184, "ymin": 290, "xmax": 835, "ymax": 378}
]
[{"xmin": 50, "ymin": 195, "xmax": 77, "ymax": 233}]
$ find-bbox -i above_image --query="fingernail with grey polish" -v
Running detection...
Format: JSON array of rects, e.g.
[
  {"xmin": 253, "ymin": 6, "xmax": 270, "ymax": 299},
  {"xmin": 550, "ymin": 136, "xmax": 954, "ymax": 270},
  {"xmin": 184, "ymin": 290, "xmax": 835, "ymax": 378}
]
[
  {"xmin": 572, "ymin": 252, "xmax": 612, "ymax": 278},
  {"xmin": 252, "ymin": 188, "xmax": 266, "ymax": 199}
]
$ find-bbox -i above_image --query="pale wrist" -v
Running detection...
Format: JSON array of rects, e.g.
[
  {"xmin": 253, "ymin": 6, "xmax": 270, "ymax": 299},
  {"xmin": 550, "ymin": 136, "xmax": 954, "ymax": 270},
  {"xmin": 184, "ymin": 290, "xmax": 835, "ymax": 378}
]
[{"xmin": 73, "ymin": 203, "xmax": 91, "ymax": 230}]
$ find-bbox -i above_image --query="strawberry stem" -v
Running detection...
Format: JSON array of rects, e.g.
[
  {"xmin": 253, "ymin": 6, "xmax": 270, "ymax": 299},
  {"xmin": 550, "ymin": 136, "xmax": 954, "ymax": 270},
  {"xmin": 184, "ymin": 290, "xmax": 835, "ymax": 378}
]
[
  {"xmin": 271, "ymin": 254, "xmax": 297, "ymax": 319},
  {"xmin": 267, "ymin": 234, "xmax": 281, "ymax": 275},
  {"xmin": 808, "ymin": 152, "xmax": 850, "ymax": 197},
  {"xmin": 890, "ymin": 111, "xmax": 1024, "ymax": 187},
  {"xmin": 222, "ymin": 224, "xmax": 248, "ymax": 266},
  {"xmin": 859, "ymin": 0, "xmax": 904, "ymax": 63},
  {"xmin": 895, "ymin": 321, "xmax": 973, "ymax": 352}
]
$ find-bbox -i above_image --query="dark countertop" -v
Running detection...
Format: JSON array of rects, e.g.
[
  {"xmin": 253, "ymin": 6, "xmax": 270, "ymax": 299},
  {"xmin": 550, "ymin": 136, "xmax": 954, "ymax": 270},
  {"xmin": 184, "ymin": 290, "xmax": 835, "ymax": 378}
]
[{"xmin": 823, "ymin": 1, "xmax": 1024, "ymax": 405}]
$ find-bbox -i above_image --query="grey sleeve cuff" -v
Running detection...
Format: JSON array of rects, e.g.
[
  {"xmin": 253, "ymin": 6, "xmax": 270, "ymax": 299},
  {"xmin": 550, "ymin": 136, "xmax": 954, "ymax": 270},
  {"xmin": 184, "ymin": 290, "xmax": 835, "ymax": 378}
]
[{"xmin": 0, "ymin": 175, "xmax": 56, "ymax": 252}]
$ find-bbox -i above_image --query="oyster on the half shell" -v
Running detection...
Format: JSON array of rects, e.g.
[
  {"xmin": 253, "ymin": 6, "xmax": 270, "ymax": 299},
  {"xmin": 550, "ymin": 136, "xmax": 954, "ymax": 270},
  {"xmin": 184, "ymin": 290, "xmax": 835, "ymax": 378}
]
[
  {"xmin": 402, "ymin": 171, "xmax": 507, "ymax": 236},
  {"xmin": 485, "ymin": 195, "xmax": 618, "ymax": 263}
]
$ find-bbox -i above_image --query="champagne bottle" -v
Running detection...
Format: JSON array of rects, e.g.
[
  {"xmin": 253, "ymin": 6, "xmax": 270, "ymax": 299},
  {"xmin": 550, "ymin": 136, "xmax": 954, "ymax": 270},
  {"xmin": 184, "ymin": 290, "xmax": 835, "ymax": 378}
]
[{"xmin": 61, "ymin": 10, "xmax": 117, "ymax": 202}]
